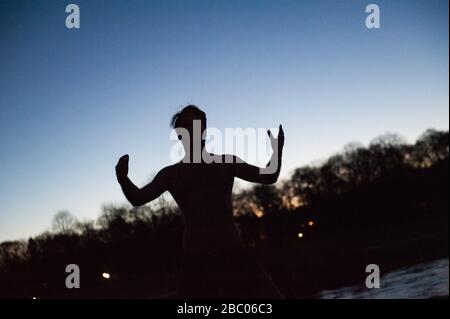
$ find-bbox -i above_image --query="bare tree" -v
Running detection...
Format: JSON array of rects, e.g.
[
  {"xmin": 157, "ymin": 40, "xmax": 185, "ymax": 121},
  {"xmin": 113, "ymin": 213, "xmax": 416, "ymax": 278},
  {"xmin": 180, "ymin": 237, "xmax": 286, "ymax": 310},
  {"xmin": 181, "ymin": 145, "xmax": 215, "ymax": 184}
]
[{"xmin": 52, "ymin": 210, "xmax": 77, "ymax": 235}]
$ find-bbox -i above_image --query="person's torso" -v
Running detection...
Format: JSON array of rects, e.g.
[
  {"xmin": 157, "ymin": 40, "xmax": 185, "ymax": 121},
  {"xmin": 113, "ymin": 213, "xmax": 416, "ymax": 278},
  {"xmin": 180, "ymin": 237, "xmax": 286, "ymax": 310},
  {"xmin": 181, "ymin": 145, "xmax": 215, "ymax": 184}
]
[{"xmin": 167, "ymin": 160, "xmax": 242, "ymax": 253}]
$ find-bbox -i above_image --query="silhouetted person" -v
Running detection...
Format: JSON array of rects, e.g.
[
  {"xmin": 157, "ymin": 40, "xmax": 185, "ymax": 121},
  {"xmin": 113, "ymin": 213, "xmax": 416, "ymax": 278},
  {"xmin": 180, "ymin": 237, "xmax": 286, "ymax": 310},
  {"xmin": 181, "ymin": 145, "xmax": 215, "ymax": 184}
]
[{"xmin": 115, "ymin": 105, "xmax": 284, "ymax": 298}]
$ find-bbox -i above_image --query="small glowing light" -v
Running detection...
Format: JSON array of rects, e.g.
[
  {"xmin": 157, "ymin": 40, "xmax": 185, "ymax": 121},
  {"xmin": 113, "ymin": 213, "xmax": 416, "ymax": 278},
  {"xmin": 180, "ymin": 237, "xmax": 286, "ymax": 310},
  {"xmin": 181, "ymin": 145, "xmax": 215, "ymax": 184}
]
[
  {"xmin": 298, "ymin": 232, "xmax": 304, "ymax": 238},
  {"xmin": 102, "ymin": 272, "xmax": 111, "ymax": 279},
  {"xmin": 32, "ymin": 297, "xmax": 37, "ymax": 300},
  {"xmin": 308, "ymin": 220, "xmax": 314, "ymax": 227}
]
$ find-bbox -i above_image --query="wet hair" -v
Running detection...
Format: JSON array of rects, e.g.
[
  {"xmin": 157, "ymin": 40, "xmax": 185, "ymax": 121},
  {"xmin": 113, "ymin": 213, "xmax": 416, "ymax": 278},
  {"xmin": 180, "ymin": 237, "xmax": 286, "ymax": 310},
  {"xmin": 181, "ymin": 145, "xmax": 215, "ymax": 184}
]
[{"xmin": 170, "ymin": 105, "xmax": 206, "ymax": 128}]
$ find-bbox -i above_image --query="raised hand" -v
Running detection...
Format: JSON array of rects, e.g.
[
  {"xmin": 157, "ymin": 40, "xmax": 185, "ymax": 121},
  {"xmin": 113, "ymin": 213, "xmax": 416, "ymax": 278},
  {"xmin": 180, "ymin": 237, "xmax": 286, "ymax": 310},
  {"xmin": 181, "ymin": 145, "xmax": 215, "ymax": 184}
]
[
  {"xmin": 115, "ymin": 154, "xmax": 129, "ymax": 184},
  {"xmin": 267, "ymin": 125, "xmax": 285, "ymax": 153}
]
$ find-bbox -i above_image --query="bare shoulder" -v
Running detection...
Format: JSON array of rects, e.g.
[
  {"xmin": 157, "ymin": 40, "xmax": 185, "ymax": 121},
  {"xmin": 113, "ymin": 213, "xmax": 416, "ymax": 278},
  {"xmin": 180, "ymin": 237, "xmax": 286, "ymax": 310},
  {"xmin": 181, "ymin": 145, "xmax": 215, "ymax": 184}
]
[
  {"xmin": 202, "ymin": 153, "xmax": 245, "ymax": 165},
  {"xmin": 223, "ymin": 154, "xmax": 244, "ymax": 164},
  {"xmin": 158, "ymin": 164, "xmax": 178, "ymax": 178}
]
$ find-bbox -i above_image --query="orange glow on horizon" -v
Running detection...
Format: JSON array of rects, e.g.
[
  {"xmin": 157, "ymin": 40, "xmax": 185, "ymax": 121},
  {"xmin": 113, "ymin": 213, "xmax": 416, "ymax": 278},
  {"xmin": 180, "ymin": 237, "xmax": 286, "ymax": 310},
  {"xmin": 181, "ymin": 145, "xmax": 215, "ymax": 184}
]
[{"xmin": 250, "ymin": 203, "xmax": 264, "ymax": 218}]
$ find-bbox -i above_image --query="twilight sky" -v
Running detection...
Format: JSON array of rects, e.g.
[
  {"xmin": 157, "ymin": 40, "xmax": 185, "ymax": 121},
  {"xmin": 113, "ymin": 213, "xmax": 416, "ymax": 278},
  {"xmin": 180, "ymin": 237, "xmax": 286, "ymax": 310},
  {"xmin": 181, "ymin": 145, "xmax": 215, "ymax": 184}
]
[{"xmin": 0, "ymin": 0, "xmax": 448, "ymax": 241}]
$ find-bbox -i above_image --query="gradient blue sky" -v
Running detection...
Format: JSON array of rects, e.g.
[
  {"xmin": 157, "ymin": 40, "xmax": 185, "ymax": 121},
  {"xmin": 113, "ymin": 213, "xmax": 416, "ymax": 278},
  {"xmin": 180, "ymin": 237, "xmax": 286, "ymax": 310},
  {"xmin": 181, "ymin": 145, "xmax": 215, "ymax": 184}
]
[{"xmin": 0, "ymin": 0, "xmax": 448, "ymax": 242}]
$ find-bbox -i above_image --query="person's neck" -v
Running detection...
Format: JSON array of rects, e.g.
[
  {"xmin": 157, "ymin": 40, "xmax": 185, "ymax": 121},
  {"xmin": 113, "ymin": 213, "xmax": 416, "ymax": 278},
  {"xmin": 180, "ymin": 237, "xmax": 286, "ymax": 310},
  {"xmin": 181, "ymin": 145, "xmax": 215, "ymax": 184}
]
[{"xmin": 182, "ymin": 145, "xmax": 207, "ymax": 163}]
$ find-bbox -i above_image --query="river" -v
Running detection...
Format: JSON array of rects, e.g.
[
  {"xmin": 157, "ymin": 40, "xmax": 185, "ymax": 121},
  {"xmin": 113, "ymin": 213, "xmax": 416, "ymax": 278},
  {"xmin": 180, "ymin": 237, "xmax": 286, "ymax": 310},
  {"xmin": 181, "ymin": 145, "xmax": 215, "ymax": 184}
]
[{"xmin": 319, "ymin": 258, "xmax": 449, "ymax": 299}]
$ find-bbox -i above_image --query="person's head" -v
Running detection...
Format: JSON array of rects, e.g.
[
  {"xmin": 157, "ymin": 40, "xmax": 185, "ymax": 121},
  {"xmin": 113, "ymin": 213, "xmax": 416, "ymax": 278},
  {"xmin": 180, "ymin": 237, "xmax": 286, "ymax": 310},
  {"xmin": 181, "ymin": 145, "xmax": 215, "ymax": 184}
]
[
  {"xmin": 171, "ymin": 104, "xmax": 207, "ymax": 132},
  {"xmin": 171, "ymin": 105, "xmax": 207, "ymax": 153}
]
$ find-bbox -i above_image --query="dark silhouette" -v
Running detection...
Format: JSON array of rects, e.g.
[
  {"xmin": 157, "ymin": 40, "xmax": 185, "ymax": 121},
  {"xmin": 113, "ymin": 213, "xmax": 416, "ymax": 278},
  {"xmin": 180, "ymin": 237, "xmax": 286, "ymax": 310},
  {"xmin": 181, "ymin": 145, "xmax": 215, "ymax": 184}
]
[
  {"xmin": 115, "ymin": 105, "xmax": 285, "ymax": 298},
  {"xmin": 0, "ymin": 128, "xmax": 447, "ymax": 299}
]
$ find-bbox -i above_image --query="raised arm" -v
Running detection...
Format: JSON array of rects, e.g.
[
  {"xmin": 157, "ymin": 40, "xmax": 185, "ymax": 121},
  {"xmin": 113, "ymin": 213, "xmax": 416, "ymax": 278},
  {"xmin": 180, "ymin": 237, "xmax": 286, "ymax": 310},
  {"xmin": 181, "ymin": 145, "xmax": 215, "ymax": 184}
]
[
  {"xmin": 115, "ymin": 154, "xmax": 170, "ymax": 207},
  {"xmin": 233, "ymin": 125, "xmax": 284, "ymax": 184}
]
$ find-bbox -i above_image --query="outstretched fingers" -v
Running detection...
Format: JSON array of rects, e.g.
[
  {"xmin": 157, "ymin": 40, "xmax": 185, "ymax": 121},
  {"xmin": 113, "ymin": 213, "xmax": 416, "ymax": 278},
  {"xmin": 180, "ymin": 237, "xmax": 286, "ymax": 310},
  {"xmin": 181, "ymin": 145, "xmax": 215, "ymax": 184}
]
[
  {"xmin": 278, "ymin": 125, "xmax": 285, "ymax": 148},
  {"xmin": 267, "ymin": 126, "xmax": 284, "ymax": 143},
  {"xmin": 279, "ymin": 125, "xmax": 284, "ymax": 139}
]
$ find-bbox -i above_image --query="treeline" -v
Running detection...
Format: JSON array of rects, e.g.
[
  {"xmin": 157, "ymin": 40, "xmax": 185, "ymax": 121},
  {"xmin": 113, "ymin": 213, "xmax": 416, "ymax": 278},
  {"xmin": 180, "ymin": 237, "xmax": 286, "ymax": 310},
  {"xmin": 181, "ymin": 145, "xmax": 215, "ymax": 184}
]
[{"xmin": 0, "ymin": 129, "xmax": 448, "ymax": 298}]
